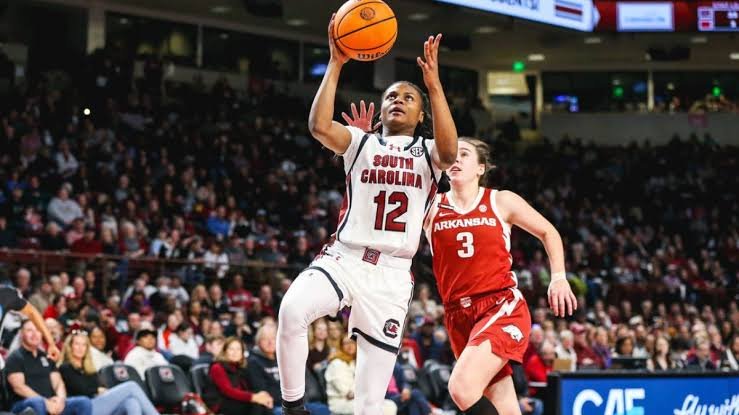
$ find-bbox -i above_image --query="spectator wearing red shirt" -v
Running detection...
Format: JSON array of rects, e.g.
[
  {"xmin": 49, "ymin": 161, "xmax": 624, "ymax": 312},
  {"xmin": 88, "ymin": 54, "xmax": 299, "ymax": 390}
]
[
  {"xmin": 226, "ymin": 274, "xmax": 253, "ymax": 313},
  {"xmin": 574, "ymin": 324, "xmax": 606, "ymax": 369},
  {"xmin": 71, "ymin": 226, "xmax": 102, "ymax": 255},
  {"xmin": 208, "ymin": 337, "xmax": 273, "ymax": 415},
  {"xmin": 524, "ymin": 341, "xmax": 555, "ymax": 397},
  {"xmin": 43, "ymin": 294, "xmax": 66, "ymax": 320}
]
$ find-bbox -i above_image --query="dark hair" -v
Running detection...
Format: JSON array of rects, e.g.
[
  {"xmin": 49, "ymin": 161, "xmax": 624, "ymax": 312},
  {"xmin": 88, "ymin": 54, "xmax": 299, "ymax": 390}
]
[{"xmin": 376, "ymin": 81, "xmax": 433, "ymax": 140}]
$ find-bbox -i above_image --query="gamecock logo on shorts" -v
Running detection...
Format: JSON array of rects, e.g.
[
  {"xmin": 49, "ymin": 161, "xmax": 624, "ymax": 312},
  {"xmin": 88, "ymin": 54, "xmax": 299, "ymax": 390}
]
[
  {"xmin": 502, "ymin": 324, "xmax": 523, "ymax": 342},
  {"xmin": 383, "ymin": 319, "xmax": 400, "ymax": 338}
]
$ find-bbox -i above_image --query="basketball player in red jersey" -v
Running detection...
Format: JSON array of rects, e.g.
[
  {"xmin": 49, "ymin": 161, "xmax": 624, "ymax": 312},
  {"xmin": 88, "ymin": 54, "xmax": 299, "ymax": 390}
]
[{"xmin": 425, "ymin": 137, "xmax": 577, "ymax": 415}]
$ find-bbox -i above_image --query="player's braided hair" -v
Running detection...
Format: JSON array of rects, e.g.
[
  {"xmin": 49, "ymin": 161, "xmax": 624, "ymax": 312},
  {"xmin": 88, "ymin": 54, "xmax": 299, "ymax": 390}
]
[{"xmin": 374, "ymin": 81, "xmax": 433, "ymax": 140}]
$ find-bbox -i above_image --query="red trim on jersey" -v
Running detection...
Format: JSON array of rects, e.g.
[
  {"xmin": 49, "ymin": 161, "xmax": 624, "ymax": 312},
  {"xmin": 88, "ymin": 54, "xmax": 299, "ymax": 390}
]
[{"xmin": 335, "ymin": 175, "xmax": 351, "ymax": 239}]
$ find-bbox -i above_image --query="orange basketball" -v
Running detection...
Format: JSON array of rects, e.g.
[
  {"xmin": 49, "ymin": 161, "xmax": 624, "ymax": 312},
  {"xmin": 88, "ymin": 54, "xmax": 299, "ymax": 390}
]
[{"xmin": 333, "ymin": 0, "xmax": 398, "ymax": 62}]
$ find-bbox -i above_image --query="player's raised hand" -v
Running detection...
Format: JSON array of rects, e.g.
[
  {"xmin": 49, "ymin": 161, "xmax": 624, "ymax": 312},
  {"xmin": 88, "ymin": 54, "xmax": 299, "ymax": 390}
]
[
  {"xmin": 328, "ymin": 14, "xmax": 350, "ymax": 65},
  {"xmin": 417, "ymin": 34, "xmax": 443, "ymax": 90},
  {"xmin": 342, "ymin": 100, "xmax": 380, "ymax": 133},
  {"xmin": 548, "ymin": 278, "xmax": 577, "ymax": 318}
]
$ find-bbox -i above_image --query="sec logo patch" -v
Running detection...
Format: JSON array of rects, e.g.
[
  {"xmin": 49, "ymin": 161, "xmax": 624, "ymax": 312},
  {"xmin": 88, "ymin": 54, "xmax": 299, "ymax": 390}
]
[{"xmin": 410, "ymin": 147, "xmax": 424, "ymax": 157}]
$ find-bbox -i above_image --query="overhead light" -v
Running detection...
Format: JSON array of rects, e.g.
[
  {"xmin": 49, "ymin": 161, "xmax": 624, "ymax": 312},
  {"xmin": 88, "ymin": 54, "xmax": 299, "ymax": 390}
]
[
  {"xmin": 474, "ymin": 26, "xmax": 498, "ymax": 34},
  {"xmin": 584, "ymin": 36, "xmax": 602, "ymax": 44},
  {"xmin": 644, "ymin": 52, "xmax": 652, "ymax": 61},
  {"xmin": 83, "ymin": 108, "xmax": 91, "ymax": 116},
  {"xmin": 730, "ymin": 52, "xmax": 739, "ymax": 60},
  {"xmin": 612, "ymin": 79, "xmax": 621, "ymax": 86},
  {"xmin": 691, "ymin": 36, "xmax": 708, "ymax": 44},
  {"xmin": 667, "ymin": 83, "xmax": 675, "ymax": 90},
  {"xmin": 528, "ymin": 54, "xmax": 545, "ymax": 61},
  {"xmin": 408, "ymin": 12, "xmax": 429, "ymax": 21},
  {"xmin": 286, "ymin": 18, "xmax": 308, "ymax": 26},
  {"xmin": 119, "ymin": 17, "xmax": 129, "ymax": 24},
  {"xmin": 210, "ymin": 5, "xmax": 231, "ymax": 14},
  {"xmin": 219, "ymin": 33, "xmax": 230, "ymax": 40}
]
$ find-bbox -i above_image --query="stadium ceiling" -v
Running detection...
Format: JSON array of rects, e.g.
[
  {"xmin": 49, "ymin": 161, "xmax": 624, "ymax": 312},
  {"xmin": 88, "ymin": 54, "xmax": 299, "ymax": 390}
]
[{"xmin": 45, "ymin": 0, "xmax": 739, "ymax": 69}]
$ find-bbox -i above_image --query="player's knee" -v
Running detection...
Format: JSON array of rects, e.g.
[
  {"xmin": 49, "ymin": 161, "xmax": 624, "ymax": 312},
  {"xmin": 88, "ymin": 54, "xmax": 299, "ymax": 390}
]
[
  {"xmin": 448, "ymin": 372, "xmax": 481, "ymax": 410},
  {"xmin": 277, "ymin": 291, "xmax": 310, "ymax": 333}
]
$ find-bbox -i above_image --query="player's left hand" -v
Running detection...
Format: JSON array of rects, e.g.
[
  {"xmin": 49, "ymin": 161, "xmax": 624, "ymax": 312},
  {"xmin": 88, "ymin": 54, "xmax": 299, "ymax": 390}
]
[
  {"xmin": 548, "ymin": 278, "xmax": 577, "ymax": 318},
  {"xmin": 342, "ymin": 100, "xmax": 380, "ymax": 133},
  {"xmin": 417, "ymin": 34, "xmax": 442, "ymax": 90}
]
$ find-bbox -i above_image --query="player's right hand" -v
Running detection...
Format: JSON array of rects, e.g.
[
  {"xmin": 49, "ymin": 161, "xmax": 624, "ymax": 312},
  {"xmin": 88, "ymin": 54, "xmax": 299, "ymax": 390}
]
[
  {"xmin": 328, "ymin": 14, "xmax": 350, "ymax": 65},
  {"xmin": 342, "ymin": 100, "xmax": 381, "ymax": 133}
]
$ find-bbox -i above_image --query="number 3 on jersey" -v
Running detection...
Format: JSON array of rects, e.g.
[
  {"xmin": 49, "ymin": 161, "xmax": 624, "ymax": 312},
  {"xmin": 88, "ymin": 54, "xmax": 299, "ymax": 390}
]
[
  {"xmin": 373, "ymin": 191, "xmax": 408, "ymax": 232},
  {"xmin": 457, "ymin": 232, "xmax": 474, "ymax": 258}
]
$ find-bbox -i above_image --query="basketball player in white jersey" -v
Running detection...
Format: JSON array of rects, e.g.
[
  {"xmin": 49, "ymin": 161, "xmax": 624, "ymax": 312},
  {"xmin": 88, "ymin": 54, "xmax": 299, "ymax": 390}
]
[{"xmin": 276, "ymin": 14, "xmax": 458, "ymax": 415}]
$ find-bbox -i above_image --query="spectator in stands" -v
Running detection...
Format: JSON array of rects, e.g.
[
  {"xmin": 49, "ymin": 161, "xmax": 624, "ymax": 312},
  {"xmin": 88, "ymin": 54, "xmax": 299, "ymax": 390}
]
[
  {"xmin": 685, "ymin": 339, "xmax": 717, "ymax": 371},
  {"xmin": 554, "ymin": 330, "xmax": 577, "ymax": 371},
  {"xmin": 194, "ymin": 334, "xmax": 225, "ymax": 366},
  {"xmin": 6, "ymin": 320, "xmax": 92, "ymax": 415},
  {"xmin": 325, "ymin": 336, "xmax": 397, "ymax": 415},
  {"xmin": 720, "ymin": 334, "xmax": 739, "ymax": 371},
  {"xmin": 206, "ymin": 283, "xmax": 230, "ymax": 318},
  {"xmin": 71, "ymin": 225, "xmax": 102, "ymax": 255},
  {"xmin": 524, "ymin": 340, "xmax": 555, "ymax": 397},
  {"xmin": 575, "ymin": 325, "xmax": 605, "ymax": 369},
  {"xmin": 0, "ymin": 215, "xmax": 16, "ymax": 247},
  {"xmin": 123, "ymin": 328, "xmax": 168, "ymax": 378},
  {"xmin": 169, "ymin": 323, "xmax": 199, "ymax": 359},
  {"xmin": 224, "ymin": 310, "xmax": 253, "ymax": 344},
  {"xmin": 59, "ymin": 329, "xmax": 159, "ymax": 415},
  {"xmin": 66, "ymin": 218, "xmax": 86, "ymax": 247},
  {"xmin": 47, "ymin": 186, "xmax": 83, "ymax": 227},
  {"xmin": 42, "ymin": 222, "xmax": 68, "ymax": 251},
  {"xmin": 386, "ymin": 362, "xmax": 431, "ymax": 415},
  {"xmin": 256, "ymin": 237, "xmax": 286, "ymax": 264},
  {"xmin": 408, "ymin": 284, "xmax": 440, "ymax": 322},
  {"xmin": 209, "ymin": 337, "xmax": 274, "ymax": 415},
  {"xmin": 207, "ymin": 206, "xmax": 231, "ymax": 239},
  {"xmin": 88, "ymin": 325, "xmax": 114, "ymax": 370},
  {"xmin": 226, "ymin": 274, "xmax": 253, "ymax": 313},
  {"xmin": 307, "ymin": 318, "xmax": 330, "ymax": 371},
  {"xmin": 511, "ymin": 362, "xmax": 544, "ymax": 415},
  {"xmin": 29, "ymin": 279, "xmax": 54, "ymax": 313},
  {"xmin": 15, "ymin": 268, "xmax": 32, "ymax": 297},
  {"xmin": 613, "ymin": 336, "xmax": 635, "ymax": 357},
  {"xmin": 247, "ymin": 324, "xmax": 329, "ymax": 415},
  {"xmin": 204, "ymin": 241, "xmax": 229, "ymax": 279},
  {"xmin": 326, "ymin": 320, "xmax": 344, "ymax": 355},
  {"xmin": 412, "ymin": 318, "xmax": 444, "ymax": 364},
  {"xmin": 647, "ymin": 335, "xmax": 678, "ymax": 371}
]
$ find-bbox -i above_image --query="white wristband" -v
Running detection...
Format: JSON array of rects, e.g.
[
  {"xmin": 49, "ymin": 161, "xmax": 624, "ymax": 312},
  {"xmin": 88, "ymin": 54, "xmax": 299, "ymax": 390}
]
[{"xmin": 551, "ymin": 271, "xmax": 566, "ymax": 282}]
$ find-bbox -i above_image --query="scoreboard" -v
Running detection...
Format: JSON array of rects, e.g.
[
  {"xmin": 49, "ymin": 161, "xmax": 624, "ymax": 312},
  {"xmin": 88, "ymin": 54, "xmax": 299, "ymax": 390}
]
[{"xmin": 698, "ymin": 1, "xmax": 739, "ymax": 31}]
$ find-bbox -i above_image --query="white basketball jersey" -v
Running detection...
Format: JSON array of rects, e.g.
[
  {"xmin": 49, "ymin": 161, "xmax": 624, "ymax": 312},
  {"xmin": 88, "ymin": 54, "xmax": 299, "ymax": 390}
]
[{"xmin": 335, "ymin": 126, "xmax": 442, "ymax": 259}]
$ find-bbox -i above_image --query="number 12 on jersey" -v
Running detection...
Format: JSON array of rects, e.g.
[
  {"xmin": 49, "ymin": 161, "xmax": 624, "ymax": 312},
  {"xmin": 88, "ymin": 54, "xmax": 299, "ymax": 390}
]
[
  {"xmin": 457, "ymin": 232, "xmax": 474, "ymax": 258},
  {"xmin": 373, "ymin": 191, "xmax": 408, "ymax": 232}
]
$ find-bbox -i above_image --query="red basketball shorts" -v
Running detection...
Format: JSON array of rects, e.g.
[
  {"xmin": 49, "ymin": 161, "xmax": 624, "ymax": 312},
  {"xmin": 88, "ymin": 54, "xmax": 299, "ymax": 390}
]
[{"xmin": 444, "ymin": 288, "xmax": 531, "ymax": 385}]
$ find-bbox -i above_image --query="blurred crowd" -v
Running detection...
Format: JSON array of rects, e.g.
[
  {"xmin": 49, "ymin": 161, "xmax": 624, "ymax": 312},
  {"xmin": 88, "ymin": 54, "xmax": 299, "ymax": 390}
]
[{"xmin": 0, "ymin": 48, "xmax": 736, "ymax": 415}]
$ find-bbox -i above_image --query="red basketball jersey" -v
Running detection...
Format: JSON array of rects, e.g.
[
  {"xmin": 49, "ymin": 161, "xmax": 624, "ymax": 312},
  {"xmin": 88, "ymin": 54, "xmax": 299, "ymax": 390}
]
[{"xmin": 424, "ymin": 188, "xmax": 517, "ymax": 303}]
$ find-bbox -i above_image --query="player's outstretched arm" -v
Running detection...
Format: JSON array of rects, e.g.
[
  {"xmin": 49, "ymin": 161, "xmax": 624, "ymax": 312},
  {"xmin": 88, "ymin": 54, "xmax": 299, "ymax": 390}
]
[
  {"xmin": 308, "ymin": 14, "xmax": 353, "ymax": 155},
  {"xmin": 418, "ymin": 34, "xmax": 457, "ymax": 170},
  {"xmin": 496, "ymin": 190, "xmax": 577, "ymax": 318}
]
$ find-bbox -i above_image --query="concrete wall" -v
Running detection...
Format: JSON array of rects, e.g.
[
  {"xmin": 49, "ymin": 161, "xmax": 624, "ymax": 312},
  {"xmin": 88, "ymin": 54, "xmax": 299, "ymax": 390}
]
[{"xmin": 541, "ymin": 113, "xmax": 739, "ymax": 145}]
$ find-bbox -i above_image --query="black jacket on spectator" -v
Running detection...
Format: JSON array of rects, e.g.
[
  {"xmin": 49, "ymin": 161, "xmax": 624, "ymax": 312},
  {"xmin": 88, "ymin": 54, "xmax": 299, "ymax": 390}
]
[
  {"xmin": 59, "ymin": 363, "xmax": 98, "ymax": 397},
  {"xmin": 245, "ymin": 348, "xmax": 280, "ymax": 406}
]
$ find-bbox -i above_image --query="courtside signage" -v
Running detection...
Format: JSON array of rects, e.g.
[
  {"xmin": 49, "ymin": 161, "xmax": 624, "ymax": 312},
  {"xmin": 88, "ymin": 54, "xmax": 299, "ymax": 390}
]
[{"xmin": 560, "ymin": 376, "xmax": 739, "ymax": 415}]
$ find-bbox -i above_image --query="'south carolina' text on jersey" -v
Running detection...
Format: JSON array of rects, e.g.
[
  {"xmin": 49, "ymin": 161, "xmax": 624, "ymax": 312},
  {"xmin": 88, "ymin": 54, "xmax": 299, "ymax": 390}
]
[{"xmin": 360, "ymin": 154, "xmax": 424, "ymax": 189}]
